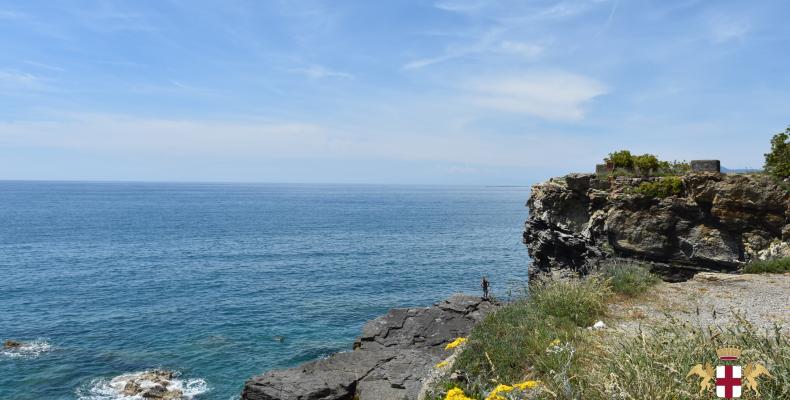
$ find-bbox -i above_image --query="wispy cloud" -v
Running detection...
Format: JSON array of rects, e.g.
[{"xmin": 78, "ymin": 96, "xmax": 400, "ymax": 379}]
[
  {"xmin": 0, "ymin": 9, "xmax": 25, "ymax": 19},
  {"xmin": 403, "ymin": 28, "xmax": 544, "ymax": 70},
  {"xmin": 291, "ymin": 65, "xmax": 353, "ymax": 79},
  {"xmin": 466, "ymin": 71, "xmax": 607, "ymax": 120},
  {"xmin": 708, "ymin": 15, "xmax": 750, "ymax": 43},
  {"xmin": 0, "ymin": 70, "xmax": 48, "ymax": 91}
]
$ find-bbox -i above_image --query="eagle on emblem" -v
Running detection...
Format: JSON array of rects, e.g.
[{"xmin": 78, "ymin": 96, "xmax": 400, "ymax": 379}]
[{"xmin": 687, "ymin": 362, "xmax": 771, "ymax": 397}]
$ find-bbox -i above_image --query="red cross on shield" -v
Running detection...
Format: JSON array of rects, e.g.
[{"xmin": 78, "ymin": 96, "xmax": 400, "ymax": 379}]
[{"xmin": 716, "ymin": 365, "xmax": 742, "ymax": 398}]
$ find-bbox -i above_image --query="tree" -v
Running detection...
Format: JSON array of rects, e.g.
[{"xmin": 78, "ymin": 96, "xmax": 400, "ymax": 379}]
[
  {"xmin": 606, "ymin": 150, "xmax": 634, "ymax": 169},
  {"xmin": 764, "ymin": 128, "xmax": 790, "ymax": 179},
  {"xmin": 633, "ymin": 154, "xmax": 660, "ymax": 174}
]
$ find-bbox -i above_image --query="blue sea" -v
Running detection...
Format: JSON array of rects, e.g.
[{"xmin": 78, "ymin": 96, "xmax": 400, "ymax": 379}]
[{"xmin": 0, "ymin": 182, "xmax": 531, "ymax": 400}]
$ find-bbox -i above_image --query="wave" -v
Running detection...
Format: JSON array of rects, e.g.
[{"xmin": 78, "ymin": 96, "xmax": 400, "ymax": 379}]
[
  {"xmin": 0, "ymin": 339, "xmax": 53, "ymax": 359},
  {"xmin": 76, "ymin": 370, "xmax": 209, "ymax": 400}
]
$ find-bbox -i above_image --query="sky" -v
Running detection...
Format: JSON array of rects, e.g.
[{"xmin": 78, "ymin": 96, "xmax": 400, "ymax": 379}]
[{"xmin": 0, "ymin": 0, "xmax": 788, "ymax": 184}]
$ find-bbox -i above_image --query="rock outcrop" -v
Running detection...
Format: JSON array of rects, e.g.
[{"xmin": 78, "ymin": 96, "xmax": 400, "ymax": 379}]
[
  {"xmin": 524, "ymin": 172, "xmax": 789, "ymax": 280},
  {"xmin": 241, "ymin": 294, "xmax": 497, "ymax": 400}
]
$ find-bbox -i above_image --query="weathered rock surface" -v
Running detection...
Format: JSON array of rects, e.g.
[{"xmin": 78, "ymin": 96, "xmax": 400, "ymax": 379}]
[
  {"xmin": 117, "ymin": 370, "xmax": 183, "ymax": 400},
  {"xmin": 241, "ymin": 294, "xmax": 496, "ymax": 400},
  {"xmin": 524, "ymin": 172, "xmax": 789, "ymax": 279}
]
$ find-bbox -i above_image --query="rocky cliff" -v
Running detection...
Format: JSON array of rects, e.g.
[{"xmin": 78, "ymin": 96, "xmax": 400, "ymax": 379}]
[
  {"xmin": 523, "ymin": 172, "xmax": 790, "ymax": 280},
  {"xmin": 241, "ymin": 295, "xmax": 496, "ymax": 400}
]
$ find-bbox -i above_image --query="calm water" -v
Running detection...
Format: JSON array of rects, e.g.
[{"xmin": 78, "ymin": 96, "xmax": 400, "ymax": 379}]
[{"xmin": 0, "ymin": 182, "xmax": 530, "ymax": 400}]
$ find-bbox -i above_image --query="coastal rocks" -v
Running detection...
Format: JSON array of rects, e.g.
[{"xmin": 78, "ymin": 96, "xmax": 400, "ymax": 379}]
[
  {"xmin": 4, "ymin": 340, "xmax": 23, "ymax": 349},
  {"xmin": 524, "ymin": 172, "xmax": 790, "ymax": 278},
  {"xmin": 118, "ymin": 370, "xmax": 183, "ymax": 399},
  {"xmin": 241, "ymin": 294, "xmax": 497, "ymax": 400},
  {"xmin": 78, "ymin": 370, "xmax": 208, "ymax": 400}
]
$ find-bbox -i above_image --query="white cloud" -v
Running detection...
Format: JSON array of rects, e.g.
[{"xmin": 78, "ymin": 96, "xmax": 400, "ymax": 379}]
[
  {"xmin": 0, "ymin": 70, "xmax": 47, "ymax": 91},
  {"xmin": 291, "ymin": 65, "xmax": 353, "ymax": 79},
  {"xmin": 708, "ymin": 15, "xmax": 749, "ymax": 43},
  {"xmin": 466, "ymin": 71, "xmax": 607, "ymax": 120},
  {"xmin": 402, "ymin": 32, "xmax": 543, "ymax": 70},
  {"xmin": 498, "ymin": 41, "xmax": 543, "ymax": 57}
]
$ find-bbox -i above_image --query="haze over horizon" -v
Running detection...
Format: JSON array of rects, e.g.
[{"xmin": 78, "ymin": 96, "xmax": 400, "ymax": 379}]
[{"xmin": 1, "ymin": 0, "xmax": 788, "ymax": 184}]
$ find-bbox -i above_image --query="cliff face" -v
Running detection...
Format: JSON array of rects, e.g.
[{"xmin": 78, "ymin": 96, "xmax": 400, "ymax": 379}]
[{"xmin": 523, "ymin": 172, "xmax": 790, "ymax": 280}]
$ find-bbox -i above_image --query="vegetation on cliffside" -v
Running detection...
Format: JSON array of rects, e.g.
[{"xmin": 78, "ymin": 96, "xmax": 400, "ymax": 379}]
[{"xmin": 765, "ymin": 127, "xmax": 790, "ymax": 180}]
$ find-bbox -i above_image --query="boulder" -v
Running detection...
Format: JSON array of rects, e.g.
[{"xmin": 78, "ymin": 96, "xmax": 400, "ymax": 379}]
[{"xmin": 3, "ymin": 340, "xmax": 23, "ymax": 349}]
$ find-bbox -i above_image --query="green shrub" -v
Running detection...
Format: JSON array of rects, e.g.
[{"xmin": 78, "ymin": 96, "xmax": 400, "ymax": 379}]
[
  {"xmin": 742, "ymin": 257, "xmax": 790, "ymax": 274},
  {"xmin": 529, "ymin": 277, "xmax": 611, "ymax": 327},
  {"xmin": 659, "ymin": 160, "xmax": 691, "ymax": 175},
  {"xmin": 635, "ymin": 176, "xmax": 683, "ymax": 198},
  {"xmin": 633, "ymin": 154, "xmax": 660, "ymax": 174},
  {"xmin": 598, "ymin": 261, "xmax": 660, "ymax": 296},
  {"xmin": 764, "ymin": 128, "xmax": 790, "ymax": 179},
  {"xmin": 606, "ymin": 150, "xmax": 634, "ymax": 169}
]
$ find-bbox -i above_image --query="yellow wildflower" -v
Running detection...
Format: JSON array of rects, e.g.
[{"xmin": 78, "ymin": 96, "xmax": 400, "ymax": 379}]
[
  {"xmin": 445, "ymin": 387, "xmax": 474, "ymax": 400},
  {"xmin": 513, "ymin": 380, "xmax": 541, "ymax": 390},
  {"xmin": 445, "ymin": 337, "xmax": 467, "ymax": 350},
  {"xmin": 435, "ymin": 360, "xmax": 449, "ymax": 369},
  {"xmin": 549, "ymin": 339, "xmax": 561, "ymax": 347},
  {"xmin": 484, "ymin": 383, "xmax": 514, "ymax": 400}
]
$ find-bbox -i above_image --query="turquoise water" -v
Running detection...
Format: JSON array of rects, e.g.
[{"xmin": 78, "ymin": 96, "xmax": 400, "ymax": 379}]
[{"xmin": 0, "ymin": 182, "xmax": 530, "ymax": 399}]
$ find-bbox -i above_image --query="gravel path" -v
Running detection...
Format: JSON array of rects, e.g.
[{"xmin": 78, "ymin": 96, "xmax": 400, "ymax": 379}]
[{"xmin": 610, "ymin": 272, "xmax": 790, "ymax": 333}]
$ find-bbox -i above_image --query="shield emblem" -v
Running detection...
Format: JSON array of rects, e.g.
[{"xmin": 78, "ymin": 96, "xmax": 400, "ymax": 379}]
[{"xmin": 715, "ymin": 365, "xmax": 742, "ymax": 398}]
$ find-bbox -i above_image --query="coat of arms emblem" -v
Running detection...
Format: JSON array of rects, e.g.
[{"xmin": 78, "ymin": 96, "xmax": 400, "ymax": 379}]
[{"xmin": 687, "ymin": 346, "xmax": 772, "ymax": 398}]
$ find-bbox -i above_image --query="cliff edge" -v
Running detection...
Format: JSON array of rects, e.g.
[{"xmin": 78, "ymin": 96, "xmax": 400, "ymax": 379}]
[{"xmin": 523, "ymin": 172, "xmax": 790, "ymax": 280}]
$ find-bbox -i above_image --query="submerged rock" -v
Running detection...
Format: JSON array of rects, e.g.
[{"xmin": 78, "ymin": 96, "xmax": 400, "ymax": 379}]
[
  {"xmin": 524, "ymin": 172, "xmax": 790, "ymax": 279},
  {"xmin": 3, "ymin": 340, "xmax": 23, "ymax": 349},
  {"xmin": 241, "ymin": 294, "xmax": 497, "ymax": 400}
]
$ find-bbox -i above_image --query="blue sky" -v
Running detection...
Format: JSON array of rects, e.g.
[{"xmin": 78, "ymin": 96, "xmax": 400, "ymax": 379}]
[{"xmin": 0, "ymin": 0, "xmax": 788, "ymax": 184}]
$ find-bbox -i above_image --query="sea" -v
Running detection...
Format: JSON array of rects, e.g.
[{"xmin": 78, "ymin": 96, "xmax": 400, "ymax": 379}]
[{"xmin": 0, "ymin": 181, "xmax": 531, "ymax": 400}]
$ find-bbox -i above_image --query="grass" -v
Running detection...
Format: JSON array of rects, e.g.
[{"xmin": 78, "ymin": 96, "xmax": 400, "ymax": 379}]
[
  {"xmin": 578, "ymin": 316, "xmax": 789, "ymax": 399},
  {"xmin": 425, "ymin": 271, "xmax": 789, "ymax": 400},
  {"xmin": 743, "ymin": 257, "xmax": 790, "ymax": 274},
  {"xmin": 598, "ymin": 261, "xmax": 660, "ymax": 297}
]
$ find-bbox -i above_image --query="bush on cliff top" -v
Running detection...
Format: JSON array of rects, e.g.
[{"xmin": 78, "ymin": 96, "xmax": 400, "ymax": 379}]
[
  {"xmin": 605, "ymin": 150, "xmax": 634, "ymax": 169},
  {"xmin": 634, "ymin": 176, "xmax": 683, "ymax": 198},
  {"xmin": 603, "ymin": 151, "xmax": 689, "ymax": 177},
  {"xmin": 764, "ymin": 127, "xmax": 790, "ymax": 179}
]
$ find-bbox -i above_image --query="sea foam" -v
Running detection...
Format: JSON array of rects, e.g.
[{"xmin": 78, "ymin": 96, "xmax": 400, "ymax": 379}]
[
  {"xmin": 76, "ymin": 370, "xmax": 209, "ymax": 400},
  {"xmin": 0, "ymin": 340, "xmax": 53, "ymax": 359}
]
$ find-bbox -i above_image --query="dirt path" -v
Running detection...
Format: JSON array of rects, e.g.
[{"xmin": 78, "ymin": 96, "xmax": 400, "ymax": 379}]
[{"xmin": 610, "ymin": 272, "xmax": 790, "ymax": 333}]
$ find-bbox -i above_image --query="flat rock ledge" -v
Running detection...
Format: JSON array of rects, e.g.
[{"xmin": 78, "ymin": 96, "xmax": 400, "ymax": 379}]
[{"xmin": 241, "ymin": 294, "xmax": 497, "ymax": 400}]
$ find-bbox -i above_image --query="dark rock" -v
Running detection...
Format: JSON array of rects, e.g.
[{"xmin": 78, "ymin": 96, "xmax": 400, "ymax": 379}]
[
  {"xmin": 524, "ymin": 172, "xmax": 790, "ymax": 279},
  {"xmin": 241, "ymin": 295, "xmax": 497, "ymax": 400},
  {"xmin": 3, "ymin": 340, "xmax": 23, "ymax": 349}
]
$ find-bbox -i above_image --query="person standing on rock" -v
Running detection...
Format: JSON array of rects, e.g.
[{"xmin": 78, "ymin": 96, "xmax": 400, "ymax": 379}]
[{"xmin": 481, "ymin": 276, "xmax": 490, "ymax": 300}]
